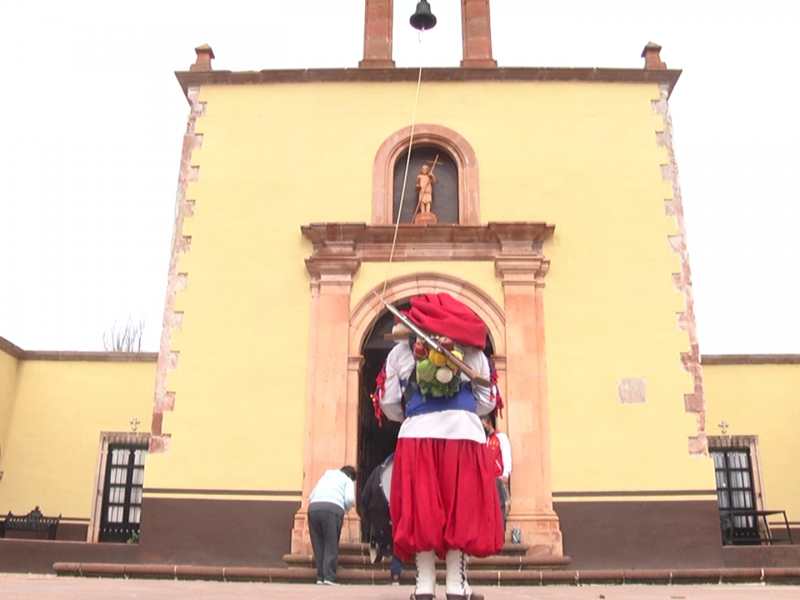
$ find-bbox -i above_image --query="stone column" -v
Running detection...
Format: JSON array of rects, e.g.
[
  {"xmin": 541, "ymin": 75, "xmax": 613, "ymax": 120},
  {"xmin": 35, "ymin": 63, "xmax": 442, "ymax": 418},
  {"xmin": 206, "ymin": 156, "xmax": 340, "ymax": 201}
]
[
  {"xmin": 291, "ymin": 250, "xmax": 361, "ymax": 554},
  {"xmin": 359, "ymin": 0, "xmax": 395, "ymax": 68},
  {"xmin": 494, "ymin": 254, "xmax": 563, "ymax": 556},
  {"xmin": 460, "ymin": 0, "xmax": 497, "ymax": 68},
  {"xmin": 341, "ymin": 354, "xmax": 365, "ymax": 543},
  {"xmin": 492, "ymin": 354, "xmax": 513, "ymax": 428}
]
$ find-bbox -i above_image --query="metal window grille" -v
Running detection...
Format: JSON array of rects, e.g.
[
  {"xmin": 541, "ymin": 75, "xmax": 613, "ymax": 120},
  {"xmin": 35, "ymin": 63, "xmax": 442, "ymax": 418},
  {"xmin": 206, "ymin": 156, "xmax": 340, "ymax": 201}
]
[
  {"xmin": 710, "ymin": 447, "xmax": 759, "ymax": 545},
  {"xmin": 99, "ymin": 443, "xmax": 147, "ymax": 543}
]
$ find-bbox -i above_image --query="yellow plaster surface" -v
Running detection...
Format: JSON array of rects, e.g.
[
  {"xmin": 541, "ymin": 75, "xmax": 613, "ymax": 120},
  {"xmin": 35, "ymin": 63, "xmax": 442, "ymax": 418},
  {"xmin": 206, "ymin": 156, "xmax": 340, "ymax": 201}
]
[
  {"xmin": 0, "ymin": 360, "xmax": 155, "ymax": 517},
  {"xmin": 704, "ymin": 363, "xmax": 800, "ymax": 520},
  {"xmin": 147, "ymin": 79, "xmax": 714, "ymax": 496},
  {"xmin": 0, "ymin": 347, "xmax": 19, "ymax": 461},
  {"xmin": 351, "ymin": 262, "xmax": 503, "ymax": 310}
]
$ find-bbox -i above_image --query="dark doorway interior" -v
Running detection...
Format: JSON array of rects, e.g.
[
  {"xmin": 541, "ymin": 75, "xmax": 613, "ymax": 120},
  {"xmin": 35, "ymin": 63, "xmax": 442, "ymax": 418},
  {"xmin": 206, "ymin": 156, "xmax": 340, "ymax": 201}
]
[
  {"xmin": 357, "ymin": 306, "xmax": 405, "ymax": 541},
  {"xmin": 356, "ymin": 302, "xmax": 496, "ymax": 541}
]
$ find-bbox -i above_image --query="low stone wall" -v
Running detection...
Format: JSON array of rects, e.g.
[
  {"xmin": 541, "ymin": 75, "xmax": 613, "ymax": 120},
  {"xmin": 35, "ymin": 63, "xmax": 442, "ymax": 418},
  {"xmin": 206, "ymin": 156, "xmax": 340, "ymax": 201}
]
[
  {"xmin": 53, "ymin": 562, "xmax": 800, "ymax": 585},
  {"xmin": 724, "ymin": 546, "xmax": 800, "ymax": 569},
  {"xmin": 0, "ymin": 539, "xmax": 138, "ymax": 573}
]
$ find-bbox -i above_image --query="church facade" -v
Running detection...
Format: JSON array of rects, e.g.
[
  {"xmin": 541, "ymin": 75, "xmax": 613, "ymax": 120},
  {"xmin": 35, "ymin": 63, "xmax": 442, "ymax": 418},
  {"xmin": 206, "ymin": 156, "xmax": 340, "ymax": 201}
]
[
  {"xmin": 0, "ymin": 0, "xmax": 798, "ymax": 575},
  {"xmin": 141, "ymin": 2, "xmax": 715, "ymax": 568}
]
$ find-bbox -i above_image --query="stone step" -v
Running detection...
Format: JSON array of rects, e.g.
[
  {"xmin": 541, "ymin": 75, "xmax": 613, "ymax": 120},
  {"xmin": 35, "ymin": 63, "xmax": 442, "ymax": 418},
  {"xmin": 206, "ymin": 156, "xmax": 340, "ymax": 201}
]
[
  {"xmin": 337, "ymin": 542, "xmax": 531, "ymax": 557},
  {"xmin": 56, "ymin": 562, "xmax": 800, "ymax": 586},
  {"xmin": 283, "ymin": 553, "xmax": 571, "ymax": 571}
]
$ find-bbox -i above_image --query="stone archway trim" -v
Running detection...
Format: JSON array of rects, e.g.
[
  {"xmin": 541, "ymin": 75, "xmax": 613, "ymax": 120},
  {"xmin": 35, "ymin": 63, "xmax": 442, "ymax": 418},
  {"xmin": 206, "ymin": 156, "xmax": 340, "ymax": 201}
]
[
  {"xmin": 349, "ymin": 272, "xmax": 506, "ymax": 356},
  {"xmin": 293, "ymin": 226, "xmax": 562, "ymax": 557},
  {"xmin": 372, "ymin": 124, "xmax": 481, "ymax": 226},
  {"xmin": 340, "ymin": 272, "xmax": 508, "ymax": 547}
]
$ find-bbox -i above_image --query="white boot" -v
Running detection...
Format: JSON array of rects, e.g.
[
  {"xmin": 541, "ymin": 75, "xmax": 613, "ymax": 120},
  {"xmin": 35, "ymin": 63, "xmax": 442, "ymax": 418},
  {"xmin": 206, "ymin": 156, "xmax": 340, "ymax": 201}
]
[
  {"xmin": 445, "ymin": 549, "xmax": 470, "ymax": 596},
  {"xmin": 414, "ymin": 550, "xmax": 436, "ymax": 597}
]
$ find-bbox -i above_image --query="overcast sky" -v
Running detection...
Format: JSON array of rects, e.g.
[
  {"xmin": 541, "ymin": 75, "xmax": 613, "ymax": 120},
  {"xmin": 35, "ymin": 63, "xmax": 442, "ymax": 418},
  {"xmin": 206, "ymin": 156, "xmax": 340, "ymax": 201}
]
[{"xmin": 1, "ymin": 0, "xmax": 798, "ymax": 354}]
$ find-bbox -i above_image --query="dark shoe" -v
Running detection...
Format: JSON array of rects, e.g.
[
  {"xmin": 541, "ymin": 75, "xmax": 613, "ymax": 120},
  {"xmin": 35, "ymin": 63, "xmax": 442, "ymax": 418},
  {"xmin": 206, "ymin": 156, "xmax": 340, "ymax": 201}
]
[{"xmin": 446, "ymin": 595, "xmax": 484, "ymax": 600}]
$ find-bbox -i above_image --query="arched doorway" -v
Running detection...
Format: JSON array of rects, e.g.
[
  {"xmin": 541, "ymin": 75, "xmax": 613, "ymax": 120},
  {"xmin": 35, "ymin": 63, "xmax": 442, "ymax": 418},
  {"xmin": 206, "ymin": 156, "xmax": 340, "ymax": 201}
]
[
  {"xmin": 350, "ymin": 274, "xmax": 505, "ymax": 541},
  {"xmin": 355, "ymin": 298, "xmax": 496, "ymax": 541}
]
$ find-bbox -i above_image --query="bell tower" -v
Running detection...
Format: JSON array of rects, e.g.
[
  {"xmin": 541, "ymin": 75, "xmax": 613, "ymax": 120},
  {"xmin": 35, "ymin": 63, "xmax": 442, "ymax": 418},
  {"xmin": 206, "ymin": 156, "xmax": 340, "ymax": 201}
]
[{"xmin": 359, "ymin": 0, "xmax": 498, "ymax": 68}]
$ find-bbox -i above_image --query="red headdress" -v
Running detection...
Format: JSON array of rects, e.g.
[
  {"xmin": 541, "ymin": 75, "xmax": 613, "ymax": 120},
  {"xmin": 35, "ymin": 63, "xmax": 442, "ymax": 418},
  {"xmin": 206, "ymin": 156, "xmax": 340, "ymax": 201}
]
[
  {"xmin": 403, "ymin": 292, "xmax": 486, "ymax": 349},
  {"xmin": 375, "ymin": 293, "xmax": 503, "ymax": 423}
]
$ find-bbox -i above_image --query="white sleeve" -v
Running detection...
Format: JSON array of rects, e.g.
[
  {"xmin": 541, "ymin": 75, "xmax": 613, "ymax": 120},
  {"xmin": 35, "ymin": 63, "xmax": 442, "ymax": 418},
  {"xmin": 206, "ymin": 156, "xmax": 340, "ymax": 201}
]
[
  {"xmin": 498, "ymin": 432, "xmax": 512, "ymax": 477},
  {"xmin": 379, "ymin": 343, "xmax": 415, "ymax": 422},
  {"xmin": 344, "ymin": 479, "xmax": 355, "ymax": 512},
  {"xmin": 463, "ymin": 349, "xmax": 494, "ymax": 416}
]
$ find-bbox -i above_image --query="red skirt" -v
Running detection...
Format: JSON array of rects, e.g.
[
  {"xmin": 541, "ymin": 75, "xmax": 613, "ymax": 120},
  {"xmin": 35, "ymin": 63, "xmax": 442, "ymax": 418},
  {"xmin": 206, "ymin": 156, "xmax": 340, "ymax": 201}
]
[{"xmin": 390, "ymin": 437, "xmax": 504, "ymax": 561}]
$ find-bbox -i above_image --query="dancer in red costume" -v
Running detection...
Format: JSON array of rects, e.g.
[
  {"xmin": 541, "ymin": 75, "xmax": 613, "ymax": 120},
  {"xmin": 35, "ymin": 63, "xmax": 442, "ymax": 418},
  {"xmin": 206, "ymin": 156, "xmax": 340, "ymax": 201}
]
[{"xmin": 374, "ymin": 293, "xmax": 503, "ymax": 600}]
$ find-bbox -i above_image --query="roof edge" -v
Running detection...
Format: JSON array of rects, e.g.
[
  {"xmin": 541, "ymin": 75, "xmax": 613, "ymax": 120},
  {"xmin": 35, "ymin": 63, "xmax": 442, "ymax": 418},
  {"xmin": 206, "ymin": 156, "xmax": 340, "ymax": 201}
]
[
  {"xmin": 702, "ymin": 354, "xmax": 800, "ymax": 365},
  {"xmin": 0, "ymin": 336, "xmax": 157, "ymax": 363},
  {"xmin": 175, "ymin": 66, "xmax": 682, "ymax": 100},
  {"xmin": 0, "ymin": 336, "xmax": 24, "ymax": 359}
]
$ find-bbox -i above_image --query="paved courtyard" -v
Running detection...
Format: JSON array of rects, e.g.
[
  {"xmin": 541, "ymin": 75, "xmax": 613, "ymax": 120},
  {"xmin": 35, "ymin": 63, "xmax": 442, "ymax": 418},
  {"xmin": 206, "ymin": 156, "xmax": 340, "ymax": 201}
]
[{"xmin": 0, "ymin": 576, "xmax": 799, "ymax": 600}]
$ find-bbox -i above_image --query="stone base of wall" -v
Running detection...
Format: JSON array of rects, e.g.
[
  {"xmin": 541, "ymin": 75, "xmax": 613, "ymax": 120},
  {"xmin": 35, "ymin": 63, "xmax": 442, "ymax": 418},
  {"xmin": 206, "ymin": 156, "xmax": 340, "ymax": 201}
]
[
  {"xmin": 138, "ymin": 497, "xmax": 300, "ymax": 568},
  {"xmin": 9, "ymin": 499, "xmax": 798, "ymax": 574},
  {"xmin": 0, "ymin": 538, "xmax": 138, "ymax": 573},
  {"xmin": 556, "ymin": 500, "xmax": 724, "ymax": 569},
  {"xmin": 723, "ymin": 545, "xmax": 800, "ymax": 569}
]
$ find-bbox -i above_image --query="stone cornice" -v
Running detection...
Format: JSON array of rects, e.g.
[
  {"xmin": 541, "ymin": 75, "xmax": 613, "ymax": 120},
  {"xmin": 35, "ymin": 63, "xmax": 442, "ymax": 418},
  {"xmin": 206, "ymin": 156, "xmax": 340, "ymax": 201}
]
[
  {"xmin": 301, "ymin": 222, "xmax": 554, "ymax": 263},
  {"xmin": 494, "ymin": 254, "xmax": 551, "ymax": 288},
  {"xmin": 0, "ymin": 335, "xmax": 157, "ymax": 362},
  {"xmin": 0, "ymin": 336, "xmax": 24, "ymax": 358},
  {"xmin": 22, "ymin": 351, "xmax": 158, "ymax": 362},
  {"xmin": 305, "ymin": 254, "xmax": 361, "ymax": 289},
  {"xmin": 702, "ymin": 354, "xmax": 800, "ymax": 365},
  {"xmin": 176, "ymin": 67, "xmax": 681, "ymax": 100},
  {"xmin": 347, "ymin": 355, "xmax": 365, "ymax": 372}
]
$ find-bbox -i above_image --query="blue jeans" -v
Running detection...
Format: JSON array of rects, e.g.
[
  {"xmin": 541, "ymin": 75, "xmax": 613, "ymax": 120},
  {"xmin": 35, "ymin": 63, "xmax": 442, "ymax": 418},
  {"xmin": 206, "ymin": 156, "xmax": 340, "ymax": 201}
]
[
  {"xmin": 390, "ymin": 554, "xmax": 403, "ymax": 577},
  {"xmin": 496, "ymin": 478, "xmax": 507, "ymax": 529}
]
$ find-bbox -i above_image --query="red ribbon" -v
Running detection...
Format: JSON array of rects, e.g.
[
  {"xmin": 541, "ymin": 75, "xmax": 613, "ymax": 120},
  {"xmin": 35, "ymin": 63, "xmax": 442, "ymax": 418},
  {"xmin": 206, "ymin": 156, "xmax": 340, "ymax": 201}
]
[
  {"xmin": 489, "ymin": 359, "xmax": 504, "ymax": 419},
  {"xmin": 372, "ymin": 365, "xmax": 387, "ymax": 426}
]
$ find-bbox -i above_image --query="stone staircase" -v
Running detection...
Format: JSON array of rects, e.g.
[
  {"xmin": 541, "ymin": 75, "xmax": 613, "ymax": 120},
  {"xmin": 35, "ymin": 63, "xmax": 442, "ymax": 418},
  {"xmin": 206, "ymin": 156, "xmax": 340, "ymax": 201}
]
[{"xmin": 283, "ymin": 542, "xmax": 571, "ymax": 584}]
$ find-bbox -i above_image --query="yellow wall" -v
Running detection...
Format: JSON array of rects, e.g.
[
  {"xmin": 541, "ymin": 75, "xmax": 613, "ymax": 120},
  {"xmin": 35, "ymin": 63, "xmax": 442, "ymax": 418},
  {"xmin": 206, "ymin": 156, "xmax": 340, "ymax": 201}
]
[
  {"xmin": 147, "ymin": 80, "xmax": 714, "ymax": 496},
  {"xmin": 351, "ymin": 262, "xmax": 503, "ymax": 310},
  {"xmin": 0, "ymin": 346, "xmax": 19, "ymax": 461},
  {"xmin": 0, "ymin": 360, "xmax": 156, "ymax": 518},
  {"xmin": 704, "ymin": 362, "xmax": 800, "ymax": 520}
]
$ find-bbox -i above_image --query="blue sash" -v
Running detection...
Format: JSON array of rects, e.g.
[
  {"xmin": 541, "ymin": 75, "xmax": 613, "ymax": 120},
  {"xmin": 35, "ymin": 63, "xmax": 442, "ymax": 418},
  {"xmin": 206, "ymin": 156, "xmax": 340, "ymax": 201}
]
[{"xmin": 404, "ymin": 382, "xmax": 477, "ymax": 418}]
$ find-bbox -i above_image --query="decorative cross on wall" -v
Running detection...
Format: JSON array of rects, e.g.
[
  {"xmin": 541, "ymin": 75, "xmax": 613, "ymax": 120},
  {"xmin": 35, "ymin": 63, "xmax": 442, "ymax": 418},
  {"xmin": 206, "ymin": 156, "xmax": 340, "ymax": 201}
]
[
  {"xmin": 718, "ymin": 420, "xmax": 729, "ymax": 435},
  {"xmin": 130, "ymin": 417, "xmax": 140, "ymax": 432}
]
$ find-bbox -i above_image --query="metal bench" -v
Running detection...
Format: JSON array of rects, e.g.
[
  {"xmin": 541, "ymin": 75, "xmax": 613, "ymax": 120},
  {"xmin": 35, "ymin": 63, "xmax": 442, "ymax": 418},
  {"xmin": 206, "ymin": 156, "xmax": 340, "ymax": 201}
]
[
  {"xmin": 720, "ymin": 509, "xmax": 794, "ymax": 546},
  {"xmin": 0, "ymin": 506, "xmax": 61, "ymax": 540}
]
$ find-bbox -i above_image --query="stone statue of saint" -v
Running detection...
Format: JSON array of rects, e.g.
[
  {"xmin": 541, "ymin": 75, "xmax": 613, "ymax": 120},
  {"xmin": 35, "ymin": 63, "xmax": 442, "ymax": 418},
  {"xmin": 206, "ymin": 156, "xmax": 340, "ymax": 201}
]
[{"xmin": 416, "ymin": 164, "xmax": 437, "ymax": 214}]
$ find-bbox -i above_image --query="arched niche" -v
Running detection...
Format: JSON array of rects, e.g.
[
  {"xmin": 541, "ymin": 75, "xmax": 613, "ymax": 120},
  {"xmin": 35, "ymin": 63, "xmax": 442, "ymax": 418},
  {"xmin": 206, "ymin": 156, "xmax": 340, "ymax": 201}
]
[
  {"xmin": 393, "ymin": 146, "xmax": 459, "ymax": 224},
  {"xmin": 372, "ymin": 125, "xmax": 481, "ymax": 226}
]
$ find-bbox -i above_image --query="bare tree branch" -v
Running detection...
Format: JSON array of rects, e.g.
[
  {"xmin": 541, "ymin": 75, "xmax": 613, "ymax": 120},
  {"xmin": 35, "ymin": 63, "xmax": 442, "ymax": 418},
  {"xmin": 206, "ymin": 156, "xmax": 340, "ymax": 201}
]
[{"xmin": 103, "ymin": 315, "xmax": 146, "ymax": 353}]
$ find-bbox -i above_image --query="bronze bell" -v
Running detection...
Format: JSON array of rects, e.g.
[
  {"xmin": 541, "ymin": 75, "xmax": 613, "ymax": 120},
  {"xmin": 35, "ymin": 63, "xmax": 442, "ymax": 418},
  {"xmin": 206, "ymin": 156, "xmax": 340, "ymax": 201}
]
[{"xmin": 410, "ymin": 0, "xmax": 437, "ymax": 31}]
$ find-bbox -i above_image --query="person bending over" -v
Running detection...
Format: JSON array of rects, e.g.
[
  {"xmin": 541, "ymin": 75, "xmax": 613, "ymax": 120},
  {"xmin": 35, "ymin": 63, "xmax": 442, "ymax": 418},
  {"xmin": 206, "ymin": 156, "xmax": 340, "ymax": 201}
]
[{"xmin": 308, "ymin": 465, "xmax": 356, "ymax": 585}]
